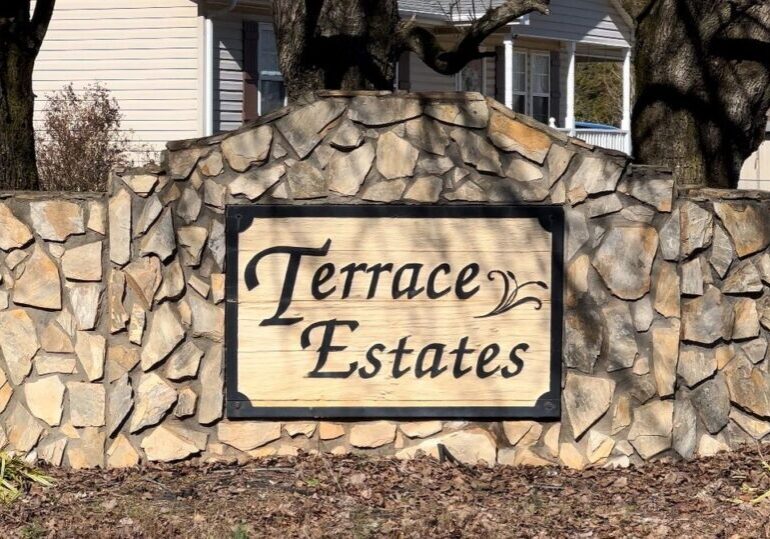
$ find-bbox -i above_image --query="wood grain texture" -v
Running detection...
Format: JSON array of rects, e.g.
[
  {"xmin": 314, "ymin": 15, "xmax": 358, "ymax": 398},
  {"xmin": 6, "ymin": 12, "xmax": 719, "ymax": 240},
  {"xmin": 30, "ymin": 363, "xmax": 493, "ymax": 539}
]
[{"xmin": 233, "ymin": 214, "xmax": 555, "ymax": 410}]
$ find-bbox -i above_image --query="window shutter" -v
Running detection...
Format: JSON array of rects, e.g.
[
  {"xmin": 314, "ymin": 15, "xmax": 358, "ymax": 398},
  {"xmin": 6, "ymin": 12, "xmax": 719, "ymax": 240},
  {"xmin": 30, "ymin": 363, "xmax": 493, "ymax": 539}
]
[
  {"xmin": 494, "ymin": 46, "xmax": 505, "ymax": 103},
  {"xmin": 397, "ymin": 51, "xmax": 411, "ymax": 91},
  {"xmin": 243, "ymin": 21, "xmax": 260, "ymax": 122}
]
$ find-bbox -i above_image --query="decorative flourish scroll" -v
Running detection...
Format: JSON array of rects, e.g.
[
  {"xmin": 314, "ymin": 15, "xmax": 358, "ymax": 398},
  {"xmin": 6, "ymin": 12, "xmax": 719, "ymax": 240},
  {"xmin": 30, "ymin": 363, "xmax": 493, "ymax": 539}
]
[{"xmin": 475, "ymin": 270, "xmax": 548, "ymax": 319}]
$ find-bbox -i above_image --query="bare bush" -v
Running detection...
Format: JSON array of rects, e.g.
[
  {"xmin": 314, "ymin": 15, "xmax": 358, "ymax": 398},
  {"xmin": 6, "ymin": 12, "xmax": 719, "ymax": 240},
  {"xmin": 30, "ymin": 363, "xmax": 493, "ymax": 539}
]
[{"xmin": 36, "ymin": 83, "xmax": 132, "ymax": 192}]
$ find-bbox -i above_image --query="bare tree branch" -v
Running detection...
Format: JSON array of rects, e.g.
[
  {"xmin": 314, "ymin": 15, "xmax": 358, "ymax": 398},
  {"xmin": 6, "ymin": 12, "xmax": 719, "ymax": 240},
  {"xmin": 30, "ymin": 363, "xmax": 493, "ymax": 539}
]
[{"xmin": 396, "ymin": 0, "xmax": 550, "ymax": 75}]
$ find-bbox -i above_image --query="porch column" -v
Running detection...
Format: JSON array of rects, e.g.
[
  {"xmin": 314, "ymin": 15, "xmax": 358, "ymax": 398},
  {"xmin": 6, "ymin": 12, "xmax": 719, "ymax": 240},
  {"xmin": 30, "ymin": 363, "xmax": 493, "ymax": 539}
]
[
  {"xmin": 503, "ymin": 36, "xmax": 514, "ymax": 108},
  {"xmin": 565, "ymin": 41, "xmax": 576, "ymax": 135},
  {"xmin": 621, "ymin": 47, "xmax": 632, "ymax": 154}
]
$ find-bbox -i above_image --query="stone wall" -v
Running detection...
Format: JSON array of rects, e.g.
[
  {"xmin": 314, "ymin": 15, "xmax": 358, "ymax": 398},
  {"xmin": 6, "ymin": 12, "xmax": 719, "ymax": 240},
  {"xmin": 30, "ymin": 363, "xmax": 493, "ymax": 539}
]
[{"xmin": 0, "ymin": 91, "xmax": 768, "ymax": 469}]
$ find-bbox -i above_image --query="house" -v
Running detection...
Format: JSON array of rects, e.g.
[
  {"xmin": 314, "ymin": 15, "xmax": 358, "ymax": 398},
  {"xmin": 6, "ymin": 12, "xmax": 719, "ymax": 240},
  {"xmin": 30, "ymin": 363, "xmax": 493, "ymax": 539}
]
[
  {"xmin": 739, "ymin": 121, "xmax": 770, "ymax": 190},
  {"xmin": 33, "ymin": 1, "xmax": 635, "ymax": 158}
]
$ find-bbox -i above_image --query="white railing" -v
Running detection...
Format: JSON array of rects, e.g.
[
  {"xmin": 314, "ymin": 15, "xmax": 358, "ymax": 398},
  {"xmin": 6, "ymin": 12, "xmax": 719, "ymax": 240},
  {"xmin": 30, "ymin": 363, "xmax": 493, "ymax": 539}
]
[{"xmin": 556, "ymin": 127, "xmax": 631, "ymax": 155}]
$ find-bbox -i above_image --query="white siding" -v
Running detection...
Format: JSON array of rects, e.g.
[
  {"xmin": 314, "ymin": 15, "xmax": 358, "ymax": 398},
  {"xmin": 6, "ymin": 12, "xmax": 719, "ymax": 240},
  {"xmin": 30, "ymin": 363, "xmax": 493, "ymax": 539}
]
[
  {"xmin": 213, "ymin": 17, "xmax": 244, "ymax": 133},
  {"xmin": 408, "ymin": 52, "xmax": 497, "ymax": 97},
  {"xmin": 739, "ymin": 140, "xmax": 770, "ymax": 191},
  {"xmin": 33, "ymin": 0, "xmax": 200, "ymax": 154},
  {"xmin": 515, "ymin": 0, "xmax": 632, "ymax": 48}
]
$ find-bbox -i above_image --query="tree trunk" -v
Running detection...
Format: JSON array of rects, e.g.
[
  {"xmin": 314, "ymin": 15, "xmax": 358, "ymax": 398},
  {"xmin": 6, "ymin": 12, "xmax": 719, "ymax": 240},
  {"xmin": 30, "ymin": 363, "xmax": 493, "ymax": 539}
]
[
  {"xmin": 273, "ymin": 0, "xmax": 400, "ymax": 101},
  {"xmin": 0, "ymin": 41, "xmax": 39, "ymax": 190},
  {"xmin": 272, "ymin": 0, "xmax": 549, "ymax": 102},
  {"xmin": 632, "ymin": 0, "xmax": 770, "ymax": 189}
]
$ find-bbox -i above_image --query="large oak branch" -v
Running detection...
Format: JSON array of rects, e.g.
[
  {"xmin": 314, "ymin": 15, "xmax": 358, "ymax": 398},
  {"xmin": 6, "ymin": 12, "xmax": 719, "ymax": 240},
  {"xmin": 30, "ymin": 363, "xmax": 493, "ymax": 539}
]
[{"xmin": 396, "ymin": 0, "xmax": 550, "ymax": 75}]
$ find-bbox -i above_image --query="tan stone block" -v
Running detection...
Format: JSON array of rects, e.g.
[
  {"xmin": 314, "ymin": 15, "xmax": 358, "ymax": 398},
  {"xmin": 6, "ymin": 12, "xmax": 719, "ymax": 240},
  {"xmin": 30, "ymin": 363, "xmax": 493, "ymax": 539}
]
[
  {"xmin": 107, "ymin": 435, "xmax": 140, "ymax": 468},
  {"xmin": 218, "ymin": 421, "xmax": 281, "ymax": 451},
  {"xmin": 350, "ymin": 421, "xmax": 396, "ymax": 448},
  {"xmin": 319, "ymin": 422, "xmax": 345, "ymax": 440},
  {"xmin": 399, "ymin": 421, "xmax": 442, "ymax": 439},
  {"xmin": 25, "ymin": 375, "xmax": 65, "ymax": 426}
]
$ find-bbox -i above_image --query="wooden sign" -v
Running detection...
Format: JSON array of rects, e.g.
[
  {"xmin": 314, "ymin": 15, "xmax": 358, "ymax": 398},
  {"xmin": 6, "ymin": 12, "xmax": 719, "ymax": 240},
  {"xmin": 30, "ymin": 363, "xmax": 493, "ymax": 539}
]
[{"xmin": 225, "ymin": 205, "xmax": 563, "ymax": 419}]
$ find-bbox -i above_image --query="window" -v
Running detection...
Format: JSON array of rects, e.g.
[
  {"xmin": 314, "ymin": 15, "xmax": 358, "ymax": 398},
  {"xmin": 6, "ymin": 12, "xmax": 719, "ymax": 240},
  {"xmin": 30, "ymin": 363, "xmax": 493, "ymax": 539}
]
[
  {"xmin": 456, "ymin": 58, "xmax": 485, "ymax": 93},
  {"xmin": 509, "ymin": 50, "xmax": 550, "ymax": 123},
  {"xmin": 511, "ymin": 51, "xmax": 527, "ymax": 114},
  {"xmin": 530, "ymin": 52, "xmax": 550, "ymax": 123},
  {"xmin": 257, "ymin": 22, "xmax": 286, "ymax": 116}
]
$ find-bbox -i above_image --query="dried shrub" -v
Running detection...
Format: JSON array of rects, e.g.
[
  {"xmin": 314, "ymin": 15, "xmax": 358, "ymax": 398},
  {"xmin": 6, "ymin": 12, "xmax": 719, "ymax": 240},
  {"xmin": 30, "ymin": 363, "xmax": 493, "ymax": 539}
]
[{"xmin": 36, "ymin": 83, "xmax": 133, "ymax": 192}]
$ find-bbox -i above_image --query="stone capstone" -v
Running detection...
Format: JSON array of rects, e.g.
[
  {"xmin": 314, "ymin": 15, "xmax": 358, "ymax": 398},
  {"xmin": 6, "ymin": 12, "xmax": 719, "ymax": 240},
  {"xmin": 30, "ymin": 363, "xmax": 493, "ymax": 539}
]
[
  {"xmin": 348, "ymin": 95, "xmax": 420, "ymax": 126},
  {"xmin": 424, "ymin": 98, "xmax": 488, "ymax": 128}
]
